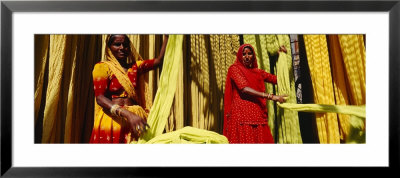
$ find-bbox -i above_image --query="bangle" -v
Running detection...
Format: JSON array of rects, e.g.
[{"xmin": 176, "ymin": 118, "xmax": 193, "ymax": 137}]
[
  {"xmin": 117, "ymin": 107, "xmax": 123, "ymax": 117},
  {"xmin": 262, "ymin": 93, "xmax": 266, "ymax": 98},
  {"xmin": 267, "ymin": 93, "xmax": 273, "ymax": 100},
  {"xmin": 110, "ymin": 104, "xmax": 120, "ymax": 116}
]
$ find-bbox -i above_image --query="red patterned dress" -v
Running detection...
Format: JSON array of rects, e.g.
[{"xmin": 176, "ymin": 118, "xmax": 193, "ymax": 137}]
[
  {"xmin": 223, "ymin": 44, "xmax": 277, "ymax": 143},
  {"xmin": 89, "ymin": 59, "xmax": 154, "ymax": 143}
]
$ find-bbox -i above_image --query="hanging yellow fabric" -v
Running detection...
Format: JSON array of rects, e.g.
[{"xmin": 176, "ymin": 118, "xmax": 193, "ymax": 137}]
[
  {"xmin": 328, "ymin": 35, "xmax": 352, "ymax": 141},
  {"xmin": 187, "ymin": 35, "xmax": 239, "ymax": 133},
  {"xmin": 34, "ymin": 35, "xmax": 49, "ymax": 123},
  {"xmin": 338, "ymin": 35, "xmax": 366, "ymax": 106},
  {"xmin": 338, "ymin": 34, "xmax": 366, "ymax": 143},
  {"xmin": 64, "ymin": 36, "xmax": 99, "ymax": 143},
  {"xmin": 274, "ymin": 35, "xmax": 302, "ymax": 144},
  {"xmin": 137, "ymin": 35, "xmax": 228, "ymax": 144},
  {"xmin": 41, "ymin": 35, "xmax": 99, "ymax": 143},
  {"xmin": 166, "ymin": 46, "xmax": 184, "ymax": 132},
  {"xmin": 243, "ymin": 34, "xmax": 302, "ymax": 144},
  {"xmin": 303, "ymin": 35, "xmax": 340, "ymax": 144},
  {"xmin": 41, "ymin": 35, "xmax": 70, "ymax": 143},
  {"xmin": 139, "ymin": 35, "xmax": 184, "ymax": 142}
]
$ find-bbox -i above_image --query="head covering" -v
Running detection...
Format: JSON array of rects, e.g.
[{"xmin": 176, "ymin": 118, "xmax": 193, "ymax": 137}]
[
  {"xmin": 234, "ymin": 44, "xmax": 258, "ymax": 69},
  {"xmin": 103, "ymin": 35, "xmax": 144, "ymax": 105},
  {"xmin": 223, "ymin": 44, "xmax": 267, "ymax": 135},
  {"xmin": 105, "ymin": 34, "xmax": 143, "ymax": 64}
]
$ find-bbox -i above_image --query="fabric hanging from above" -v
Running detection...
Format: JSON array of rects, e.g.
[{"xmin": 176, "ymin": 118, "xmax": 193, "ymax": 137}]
[
  {"xmin": 138, "ymin": 35, "xmax": 229, "ymax": 144},
  {"xmin": 303, "ymin": 35, "xmax": 340, "ymax": 143},
  {"xmin": 139, "ymin": 35, "xmax": 184, "ymax": 142},
  {"xmin": 187, "ymin": 35, "xmax": 240, "ymax": 133}
]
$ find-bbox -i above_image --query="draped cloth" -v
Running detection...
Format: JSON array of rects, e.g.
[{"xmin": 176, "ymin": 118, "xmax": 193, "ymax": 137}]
[
  {"xmin": 223, "ymin": 44, "xmax": 277, "ymax": 143},
  {"xmin": 186, "ymin": 35, "xmax": 240, "ymax": 133},
  {"xmin": 139, "ymin": 35, "xmax": 228, "ymax": 144},
  {"xmin": 139, "ymin": 35, "xmax": 184, "ymax": 142},
  {"xmin": 303, "ymin": 35, "xmax": 341, "ymax": 144},
  {"xmin": 292, "ymin": 34, "xmax": 366, "ymax": 143},
  {"xmin": 38, "ymin": 35, "xmax": 100, "ymax": 143}
]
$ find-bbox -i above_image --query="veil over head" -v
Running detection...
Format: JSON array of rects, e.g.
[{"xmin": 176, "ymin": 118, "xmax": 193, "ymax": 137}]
[{"xmin": 223, "ymin": 44, "xmax": 268, "ymax": 135}]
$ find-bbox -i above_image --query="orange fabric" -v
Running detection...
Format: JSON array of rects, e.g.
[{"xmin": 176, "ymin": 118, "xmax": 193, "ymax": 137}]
[{"xmin": 90, "ymin": 105, "xmax": 148, "ymax": 143}]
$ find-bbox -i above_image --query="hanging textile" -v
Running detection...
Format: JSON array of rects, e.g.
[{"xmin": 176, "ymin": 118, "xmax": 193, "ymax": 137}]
[
  {"xmin": 338, "ymin": 34, "xmax": 366, "ymax": 144},
  {"xmin": 274, "ymin": 35, "xmax": 302, "ymax": 144},
  {"xmin": 34, "ymin": 35, "xmax": 50, "ymax": 143},
  {"xmin": 39, "ymin": 35, "xmax": 101, "ymax": 143},
  {"xmin": 338, "ymin": 35, "xmax": 366, "ymax": 106},
  {"xmin": 166, "ymin": 47, "xmax": 185, "ymax": 132},
  {"xmin": 243, "ymin": 34, "xmax": 302, "ymax": 144},
  {"xmin": 139, "ymin": 35, "xmax": 228, "ymax": 144},
  {"xmin": 330, "ymin": 34, "xmax": 366, "ymax": 143},
  {"xmin": 139, "ymin": 35, "xmax": 184, "ymax": 142},
  {"xmin": 34, "ymin": 35, "xmax": 49, "ymax": 123},
  {"xmin": 303, "ymin": 35, "xmax": 340, "ymax": 144},
  {"xmin": 187, "ymin": 35, "xmax": 239, "ymax": 133},
  {"xmin": 328, "ymin": 35, "xmax": 352, "ymax": 141}
]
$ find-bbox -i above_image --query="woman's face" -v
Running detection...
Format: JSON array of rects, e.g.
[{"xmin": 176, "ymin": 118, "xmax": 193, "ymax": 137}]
[
  {"xmin": 242, "ymin": 47, "xmax": 254, "ymax": 68},
  {"xmin": 109, "ymin": 35, "xmax": 130, "ymax": 60}
]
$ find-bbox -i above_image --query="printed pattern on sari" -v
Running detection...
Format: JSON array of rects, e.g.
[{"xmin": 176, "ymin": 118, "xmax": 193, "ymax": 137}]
[
  {"xmin": 92, "ymin": 60, "xmax": 155, "ymax": 98},
  {"xmin": 224, "ymin": 44, "xmax": 277, "ymax": 144},
  {"xmin": 90, "ymin": 59, "xmax": 154, "ymax": 143}
]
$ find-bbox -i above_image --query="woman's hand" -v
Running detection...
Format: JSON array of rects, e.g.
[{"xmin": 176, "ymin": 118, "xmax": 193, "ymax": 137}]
[
  {"xmin": 273, "ymin": 94, "xmax": 288, "ymax": 103},
  {"xmin": 120, "ymin": 109, "xmax": 149, "ymax": 137}
]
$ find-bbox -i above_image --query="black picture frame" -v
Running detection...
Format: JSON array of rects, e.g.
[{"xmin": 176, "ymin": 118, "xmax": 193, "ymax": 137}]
[{"xmin": 1, "ymin": 0, "xmax": 399, "ymax": 177}]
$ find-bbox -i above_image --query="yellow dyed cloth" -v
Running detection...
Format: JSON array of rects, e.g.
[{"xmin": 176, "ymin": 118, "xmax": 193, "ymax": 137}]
[
  {"xmin": 138, "ymin": 35, "xmax": 228, "ymax": 144},
  {"xmin": 277, "ymin": 102, "xmax": 365, "ymax": 143},
  {"xmin": 145, "ymin": 126, "xmax": 229, "ymax": 144},
  {"xmin": 277, "ymin": 103, "xmax": 365, "ymax": 118},
  {"xmin": 303, "ymin": 35, "xmax": 341, "ymax": 143},
  {"xmin": 244, "ymin": 34, "xmax": 365, "ymax": 144},
  {"xmin": 273, "ymin": 35, "xmax": 302, "ymax": 144}
]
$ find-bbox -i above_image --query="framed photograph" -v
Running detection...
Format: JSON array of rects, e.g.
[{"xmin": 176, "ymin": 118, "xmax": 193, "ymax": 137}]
[{"xmin": 2, "ymin": 0, "xmax": 399, "ymax": 177}]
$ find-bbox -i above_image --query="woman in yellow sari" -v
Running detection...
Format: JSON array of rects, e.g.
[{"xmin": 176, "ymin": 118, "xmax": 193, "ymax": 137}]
[{"xmin": 90, "ymin": 34, "xmax": 168, "ymax": 143}]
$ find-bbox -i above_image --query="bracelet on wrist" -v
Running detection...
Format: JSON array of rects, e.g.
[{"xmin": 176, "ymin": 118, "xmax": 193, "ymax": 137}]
[
  {"xmin": 110, "ymin": 104, "xmax": 121, "ymax": 116},
  {"xmin": 117, "ymin": 107, "xmax": 123, "ymax": 117},
  {"xmin": 269, "ymin": 94, "xmax": 274, "ymax": 100}
]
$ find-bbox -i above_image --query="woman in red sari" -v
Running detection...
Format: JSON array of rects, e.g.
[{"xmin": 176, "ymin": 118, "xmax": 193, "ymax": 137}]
[{"xmin": 223, "ymin": 44, "xmax": 287, "ymax": 143}]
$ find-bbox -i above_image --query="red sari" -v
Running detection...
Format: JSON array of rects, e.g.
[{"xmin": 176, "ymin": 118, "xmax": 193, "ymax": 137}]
[{"xmin": 223, "ymin": 44, "xmax": 277, "ymax": 143}]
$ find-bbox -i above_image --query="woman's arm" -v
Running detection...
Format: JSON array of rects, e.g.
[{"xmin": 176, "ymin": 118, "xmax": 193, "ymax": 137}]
[
  {"xmin": 96, "ymin": 95, "xmax": 149, "ymax": 136},
  {"xmin": 153, "ymin": 35, "xmax": 169, "ymax": 68},
  {"xmin": 241, "ymin": 87, "xmax": 287, "ymax": 103}
]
